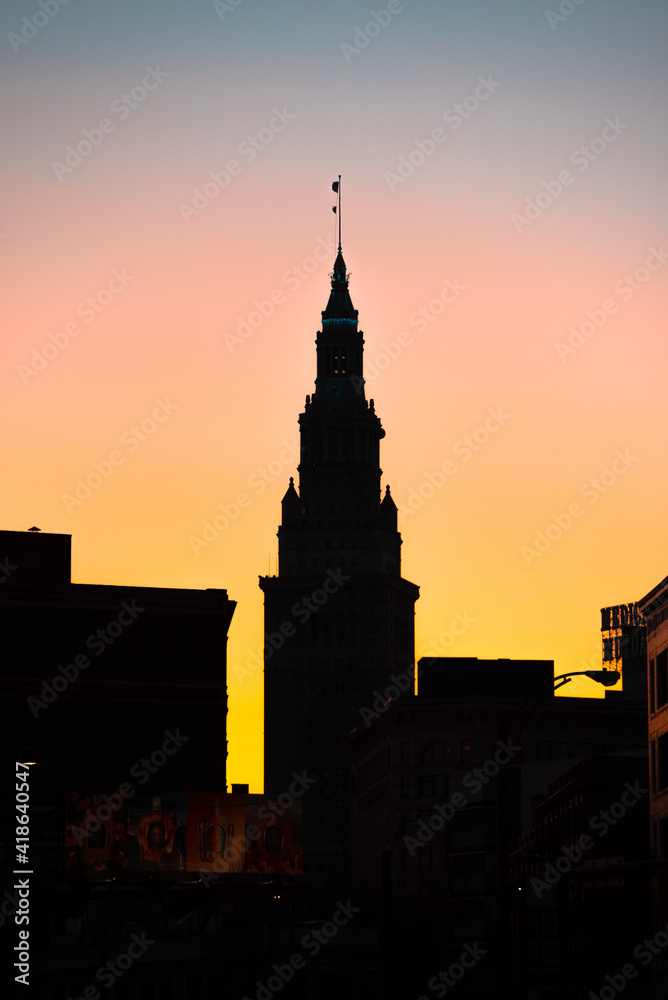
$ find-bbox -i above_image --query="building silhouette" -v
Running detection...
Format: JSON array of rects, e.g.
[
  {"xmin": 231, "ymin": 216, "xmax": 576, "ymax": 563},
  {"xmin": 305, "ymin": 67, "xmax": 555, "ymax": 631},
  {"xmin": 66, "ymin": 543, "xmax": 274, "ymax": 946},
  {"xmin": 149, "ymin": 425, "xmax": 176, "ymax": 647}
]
[
  {"xmin": 6, "ymin": 201, "xmax": 658, "ymax": 998},
  {"xmin": 260, "ymin": 241, "xmax": 419, "ymax": 875},
  {"xmin": 638, "ymin": 574, "xmax": 668, "ymax": 998},
  {"xmin": 509, "ymin": 754, "xmax": 651, "ymax": 999},
  {"xmin": 347, "ymin": 655, "xmax": 649, "ymax": 998},
  {"xmin": 1, "ymin": 528, "xmax": 235, "ymax": 789},
  {"xmin": 1, "ymin": 527, "xmax": 243, "ymax": 998}
]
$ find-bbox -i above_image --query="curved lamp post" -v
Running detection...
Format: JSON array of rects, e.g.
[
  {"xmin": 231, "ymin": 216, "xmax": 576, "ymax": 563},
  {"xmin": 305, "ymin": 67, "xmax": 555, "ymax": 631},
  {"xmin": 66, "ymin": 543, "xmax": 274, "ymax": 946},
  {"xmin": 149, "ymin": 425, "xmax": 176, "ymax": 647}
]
[
  {"xmin": 381, "ymin": 668, "xmax": 621, "ymax": 992},
  {"xmin": 499, "ymin": 667, "xmax": 621, "ymax": 992},
  {"xmin": 511, "ymin": 669, "xmax": 620, "ymax": 745}
]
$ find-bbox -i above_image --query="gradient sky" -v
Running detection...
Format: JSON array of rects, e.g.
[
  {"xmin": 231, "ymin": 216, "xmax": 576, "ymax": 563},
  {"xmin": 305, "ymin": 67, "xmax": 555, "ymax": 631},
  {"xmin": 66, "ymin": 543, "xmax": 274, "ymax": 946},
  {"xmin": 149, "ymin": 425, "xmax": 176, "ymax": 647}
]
[{"xmin": 3, "ymin": 0, "xmax": 667, "ymax": 792}]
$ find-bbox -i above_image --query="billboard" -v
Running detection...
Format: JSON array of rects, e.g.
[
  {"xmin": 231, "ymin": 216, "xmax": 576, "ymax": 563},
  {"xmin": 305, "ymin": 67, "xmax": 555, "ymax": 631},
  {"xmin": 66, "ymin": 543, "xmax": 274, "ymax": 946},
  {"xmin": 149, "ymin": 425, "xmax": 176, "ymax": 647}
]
[
  {"xmin": 600, "ymin": 603, "xmax": 646, "ymax": 663},
  {"xmin": 65, "ymin": 789, "xmax": 302, "ymax": 877}
]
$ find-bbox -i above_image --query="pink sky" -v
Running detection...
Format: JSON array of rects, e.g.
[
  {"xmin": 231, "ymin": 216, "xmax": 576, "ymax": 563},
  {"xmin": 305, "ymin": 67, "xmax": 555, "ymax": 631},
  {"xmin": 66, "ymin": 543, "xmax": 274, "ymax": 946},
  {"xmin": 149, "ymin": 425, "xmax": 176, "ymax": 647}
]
[{"xmin": 3, "ymin": 0, "xmax": 667, "ymax": 790}]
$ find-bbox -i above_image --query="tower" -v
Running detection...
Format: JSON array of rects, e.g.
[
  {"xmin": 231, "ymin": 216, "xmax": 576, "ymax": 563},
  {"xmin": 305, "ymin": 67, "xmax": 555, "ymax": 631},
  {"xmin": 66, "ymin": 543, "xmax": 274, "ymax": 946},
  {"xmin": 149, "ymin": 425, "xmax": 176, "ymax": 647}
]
[{"xmin": 260, "ymin": 190, "xmax": 419, "ymax": 874}]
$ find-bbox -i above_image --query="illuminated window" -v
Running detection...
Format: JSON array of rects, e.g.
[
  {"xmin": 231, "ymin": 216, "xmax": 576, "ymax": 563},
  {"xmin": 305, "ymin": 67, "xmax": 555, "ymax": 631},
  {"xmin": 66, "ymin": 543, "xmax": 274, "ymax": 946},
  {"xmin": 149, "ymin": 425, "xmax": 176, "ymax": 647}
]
[{"xmin": 333, "ymin": 351, "xmax": 347, "ymax": 375}]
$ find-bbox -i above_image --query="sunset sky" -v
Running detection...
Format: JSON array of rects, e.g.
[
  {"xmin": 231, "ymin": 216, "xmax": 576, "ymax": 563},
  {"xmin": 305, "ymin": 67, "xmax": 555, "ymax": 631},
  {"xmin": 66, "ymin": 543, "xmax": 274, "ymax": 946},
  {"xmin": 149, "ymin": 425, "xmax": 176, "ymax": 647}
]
[{"xmin": 3, "ymin": 0, "xmax": 667, "ymax": 792}]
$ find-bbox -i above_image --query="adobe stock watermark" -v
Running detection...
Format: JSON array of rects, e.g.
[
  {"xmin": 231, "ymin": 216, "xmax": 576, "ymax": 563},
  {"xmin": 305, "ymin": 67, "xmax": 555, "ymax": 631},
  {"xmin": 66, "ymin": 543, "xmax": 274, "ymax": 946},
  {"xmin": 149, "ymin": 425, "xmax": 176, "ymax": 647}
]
[
  {"xmin": 545, "ymin": 0, "xmax": 587, "ymax": 31},
  {"xmin": 233, "ymin": 568, "xmax": 350, "ymax": 684},
  {"xmin": 18, "ymin": 268, "xmax": 135, "ymax": 384},
  {"xmin": 256, "ymin": 773, "xmax": 317, "ymax": 826},
  {"xmin": 589, "ymin": 919, "xmax": 668, "ymax": 999},
  {"xmin": 417, "ymin": 610, "xmax": 478, "ymax": 659},
  {"xmin": 384, "ymin": 75, "xmax": 501, "ymax": 191},
  {"xmin": 189, "ymin": 438, "xmax": 299, "ymax": 554},
  {"xmin": 241, "ymin": 900, "xmax": 360, "ymax": 1000},
  {"xmin": 61, "ymin": 398, "xmax": 179, "ymax": 513},
  {"xmin": 575, "ymin": 646, "xmax": 610, "ymax": 676},
  {"xmin": 403, "ymin": 739, "xmax": 521, "ymax": 855},
  {"xmin": 530, "ymin": 779, "xmax": 647, "ymax": 900},
  {"xmin": 64, "ymin": 931, "xmax": 155, "ymax": 999},
  {"xmin": 357, "ymin": 631, "xmax": 470, "ymax": 730},
  {"xmin": 397, "ymin": 407, "xmax": 510, "ymax": 523},
  {"xmin": 358, "ymin": 663, "xmax": 419, "ymax": 727},
  {"xmin": 178, "ymin": 107, "xmax": 296, "ymax": 223},
  {"xmin": 555, "ymin": 246, "xmax": 668, "ymax": 361},
  {"xmin": 340, "ymin": 0, "xmax": 411, "ymax": 62},
  {"xmin": 198, "ymin": 771, "xmax": 316, "ymax": 883},
  {"xmin": 511, "ymin": 117, "xmax": 628, "ymax": 233},
  {"xmin": 26, "ymin": 600, "xmax": 145, "ymax": 716},
  {"xmin": 349, "ymin": 278, "xmax": 466, "ymax": 391},
  {"xmin": 8, "ymin": 0, "xmax": 72, "ymax": 54},
  {"xmin": 222, "ymin": 235, "xmax": 336, "ymax": 352},
  {"xmin": 51, "ymin": 67, "xmax": 169, "ymax": 181},
  {"xmin": 0, "ymin": 558, "xmax": 18, "ymax": 584},
  {"xmin": 212, "ymin": 0, "xmax": 244, "ymax": 20},
  {"xmin": 521, "ymin": 449, "xmax": 638, "ymax": 565},
  {"xmin": 419, "ymin": 942, "xmax": 488, "ymax": 999},
  {"xmin": 0, "ymin": 888, "xmax": 20, "ymax": 930},
  {"xmin": 69, "ymin": 730, "xmax": 189, "ymax": 846}
]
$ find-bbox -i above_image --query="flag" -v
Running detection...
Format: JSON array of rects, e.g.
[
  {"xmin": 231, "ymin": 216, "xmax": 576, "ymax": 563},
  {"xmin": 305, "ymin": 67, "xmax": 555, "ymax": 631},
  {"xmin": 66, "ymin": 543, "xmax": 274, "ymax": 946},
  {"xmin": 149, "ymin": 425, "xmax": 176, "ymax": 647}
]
[
  {"xmin": 332, "ymin": 180, "xmax": 339, "ymax": 193},
  {"xmin": 332, "ymin": 206, "xmax": 337, "ymax": 213}
]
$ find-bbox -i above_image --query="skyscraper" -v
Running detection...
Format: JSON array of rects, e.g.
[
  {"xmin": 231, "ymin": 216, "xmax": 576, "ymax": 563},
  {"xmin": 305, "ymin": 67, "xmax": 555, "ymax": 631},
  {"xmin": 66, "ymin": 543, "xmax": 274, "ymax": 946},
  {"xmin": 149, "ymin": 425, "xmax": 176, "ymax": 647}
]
[{"xmin": 260, "ymin": 214, "xmax": 419, "ymax": 874}]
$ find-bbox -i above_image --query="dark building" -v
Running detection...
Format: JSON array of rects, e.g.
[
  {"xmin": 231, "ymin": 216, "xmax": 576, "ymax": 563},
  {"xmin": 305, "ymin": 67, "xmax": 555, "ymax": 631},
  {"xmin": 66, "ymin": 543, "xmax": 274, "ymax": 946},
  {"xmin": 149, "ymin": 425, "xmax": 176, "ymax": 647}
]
[
  {"xmin": 260, "ymin": 244, "xmax": 419, "ymax": 872},
  {"xmin": 1, "ymin": 528, "xmax": 235, "ymax": 789},
  {"xmin": 347, "ymin": 656, "xmax": 648, "ymax": 999},
  {"xmin": 638, "ymin": 574, "xmax": 668, "ymax": 998},
  {"xmin": 1, "ymin": 528, "xmax": 240, "ymax": 998},
  {"xmin": 509, "ymin": 754, "xmax": 651, "ymax": 1000},
  {"xmin": 638, "ymin": 577, "xmax": 668, "ymax": 856}
]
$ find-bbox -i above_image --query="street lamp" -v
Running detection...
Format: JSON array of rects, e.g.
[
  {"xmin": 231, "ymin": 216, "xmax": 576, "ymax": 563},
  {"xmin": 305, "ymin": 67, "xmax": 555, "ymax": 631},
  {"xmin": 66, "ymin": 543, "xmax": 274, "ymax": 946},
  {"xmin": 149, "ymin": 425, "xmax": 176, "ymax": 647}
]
[
  {"xmin": 554, "ymin": 669, "xmax": 621, "ymax": 690},
  {"xmin": 512, "ymin": 669, "xmax": 620, "ymax": 743},
  {"xmin": 500, "ymin": 667, "xmax": 621, "ymax": 992},
  {"xmin": 17, "ymin": 746, "xmax": 43, "ymax": 766}
]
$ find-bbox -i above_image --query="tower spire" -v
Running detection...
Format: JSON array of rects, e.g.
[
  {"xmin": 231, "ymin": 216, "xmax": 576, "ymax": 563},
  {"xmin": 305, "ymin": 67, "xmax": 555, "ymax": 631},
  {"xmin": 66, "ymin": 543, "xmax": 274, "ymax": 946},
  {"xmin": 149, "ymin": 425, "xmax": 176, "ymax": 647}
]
[
  {"xmin": 332, "ymin": 175, "xmax": 342, "ymax": 252},
  {"xmin": 324, "ymin": 176, "xmax": 356, "ymax": 320},
  {"xmin": 260, "ymin": 211, "xmax": 420, "ymax": 870}
]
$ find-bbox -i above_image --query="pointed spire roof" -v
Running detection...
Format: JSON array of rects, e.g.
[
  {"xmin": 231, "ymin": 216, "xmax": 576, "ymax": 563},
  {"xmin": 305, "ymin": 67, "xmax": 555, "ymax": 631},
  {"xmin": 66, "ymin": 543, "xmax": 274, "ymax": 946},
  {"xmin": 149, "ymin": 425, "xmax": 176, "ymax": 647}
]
[
  {"xmin": 322, "ymin": 249, "xmax": 358, "ymax": 320},
  {"xmin": 281, "ymin": 476, "xmax": 300, "ymax": 504},
  {"xmin": 323, "ymin": 174, "xmax": 358, "ymax": 321},
  {"xmin": 380, "ymin": 484, "xmax": 398, "ymax": 529},
  {"xmin": 381, "ymin": 484, "xmax": 397, "ymax": 511}
]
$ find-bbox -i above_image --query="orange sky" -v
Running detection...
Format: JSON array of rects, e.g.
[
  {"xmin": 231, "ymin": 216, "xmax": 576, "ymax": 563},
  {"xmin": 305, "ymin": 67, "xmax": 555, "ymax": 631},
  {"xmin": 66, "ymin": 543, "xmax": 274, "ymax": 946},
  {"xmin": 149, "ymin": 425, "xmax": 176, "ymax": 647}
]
[{"xmin": 3, "ymin": 0, "xmax": 667, "ymax": 791}]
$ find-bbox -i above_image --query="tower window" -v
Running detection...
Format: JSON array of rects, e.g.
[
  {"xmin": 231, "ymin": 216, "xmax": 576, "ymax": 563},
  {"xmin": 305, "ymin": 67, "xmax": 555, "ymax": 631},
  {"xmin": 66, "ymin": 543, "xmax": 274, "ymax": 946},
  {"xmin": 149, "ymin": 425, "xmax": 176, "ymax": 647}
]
[{"xmin": 333, "ymin": 351, "xmax": 347, "ymax": 375}]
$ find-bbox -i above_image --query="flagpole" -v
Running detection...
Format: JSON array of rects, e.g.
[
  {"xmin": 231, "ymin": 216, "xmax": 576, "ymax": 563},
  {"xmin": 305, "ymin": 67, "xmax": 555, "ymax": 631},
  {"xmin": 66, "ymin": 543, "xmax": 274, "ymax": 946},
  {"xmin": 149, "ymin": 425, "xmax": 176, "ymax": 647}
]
[
  {"xmin": 331, "ymin": 176, "xmax": 342, "ymax": 251},
  {"xmin": 338, "ymin": 174, "xmax": 341, "ymax": 251}
]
